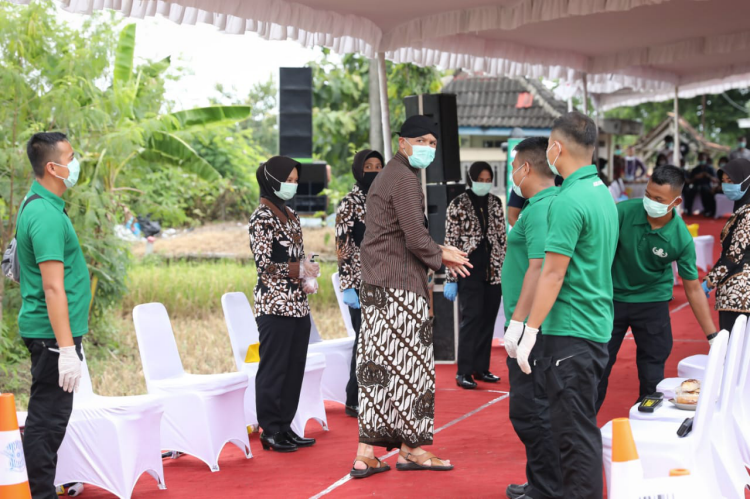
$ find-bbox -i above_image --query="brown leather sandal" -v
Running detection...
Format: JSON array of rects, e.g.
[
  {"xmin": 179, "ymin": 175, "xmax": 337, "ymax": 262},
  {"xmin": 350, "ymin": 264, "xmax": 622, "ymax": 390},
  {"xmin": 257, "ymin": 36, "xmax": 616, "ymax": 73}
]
[
  {"xmin": 349, "ymin": 455, "xmax": 391, "ymax": 478},
  {"xmin": 396, "ymin": 450, "xmax": 454, "ymax": 471}
]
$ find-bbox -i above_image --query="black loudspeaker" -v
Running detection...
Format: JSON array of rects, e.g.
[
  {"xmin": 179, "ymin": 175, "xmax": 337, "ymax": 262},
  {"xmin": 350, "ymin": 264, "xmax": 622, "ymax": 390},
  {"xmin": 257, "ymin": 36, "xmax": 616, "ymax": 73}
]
[
  {"xmin": 432, "ymin": 288, "xmax": 457, "ymax": 362},
  {"xmin": 426, "ymin": 183, "xmax": 466, "ymax": 244},
  {"xmin": 287, "ymin": 161, "xmax": 328, "ymax": 213},
  {"xmin": 279, "ymin": 68, "xmax": 313, "ymax": 159},
  {"xmin": 404, "ymin": 94, "xmax": 461, "ymax": 183}
]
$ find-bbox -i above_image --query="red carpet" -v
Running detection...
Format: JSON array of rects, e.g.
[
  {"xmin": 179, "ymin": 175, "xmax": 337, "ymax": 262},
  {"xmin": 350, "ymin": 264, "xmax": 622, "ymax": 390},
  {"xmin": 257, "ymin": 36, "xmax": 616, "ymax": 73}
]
[{"xmin": 80, "ymin": 216, "xmax": 742, "ymax": 498}]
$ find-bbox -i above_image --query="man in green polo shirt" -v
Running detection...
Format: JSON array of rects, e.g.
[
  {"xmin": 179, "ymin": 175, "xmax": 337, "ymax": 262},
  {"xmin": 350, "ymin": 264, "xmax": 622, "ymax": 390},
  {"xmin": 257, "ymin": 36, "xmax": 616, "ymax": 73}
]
[
  {"xmin": 596, "ymin": 165, "xmax": 717, "ymax": 413},
  {"xmin": 501, "ymin": 137, "xmax": 562, "ymax": 499},
  {"xmin": 16, "ymin": 132, "xmax": 90, "ymax": 497},
  {"xmin": 515, "ymin": 112, "xmax": 618, "ymax": 499}
]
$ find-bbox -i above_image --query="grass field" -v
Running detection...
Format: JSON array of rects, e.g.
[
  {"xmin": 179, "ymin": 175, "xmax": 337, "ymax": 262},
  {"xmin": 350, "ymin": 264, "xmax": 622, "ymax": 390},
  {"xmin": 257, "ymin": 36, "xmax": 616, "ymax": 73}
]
[{"xmin": 10, "ymin": 258, "xmax": 348, "ymax": 406}]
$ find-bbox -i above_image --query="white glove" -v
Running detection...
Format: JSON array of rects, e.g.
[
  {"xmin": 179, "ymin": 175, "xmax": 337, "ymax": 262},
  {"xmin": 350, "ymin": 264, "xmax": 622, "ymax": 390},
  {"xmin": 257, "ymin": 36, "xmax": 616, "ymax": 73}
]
[
  {"xmin": 504, "ymin": 320, "xmax": 524, "ymax": 358},
  {"xmin": 517, "ymin": 326, "xmax": 539, "ymax": 375},
  {"xmin": 299, "ymin": 258, "xmax": 320, "ymax": 279},
  {"xmin": 302, "ymin": 278, "xmax": 319, "ymax": 294},
  {"xmin": 58, "ymin": 345, "xmax": 81, "ymax": 393}
]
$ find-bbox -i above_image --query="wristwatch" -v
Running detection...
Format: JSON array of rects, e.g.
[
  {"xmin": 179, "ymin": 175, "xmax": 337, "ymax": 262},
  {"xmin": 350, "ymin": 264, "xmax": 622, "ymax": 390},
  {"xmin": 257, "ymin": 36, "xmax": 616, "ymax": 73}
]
[{"xmin": 706, "ymin": 332, "xmax": 719, "ymax": 341}]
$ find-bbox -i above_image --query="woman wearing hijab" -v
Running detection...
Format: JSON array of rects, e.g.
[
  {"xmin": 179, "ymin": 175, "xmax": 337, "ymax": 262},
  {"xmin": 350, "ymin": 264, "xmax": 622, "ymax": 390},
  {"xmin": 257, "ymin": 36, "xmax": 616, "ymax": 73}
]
[
  {"xmin": 703, "ymin": 158, "xmax": 750, "ymax": 331},
  {"xmin": 336, "ymin": 149, "xmax": 384, "ymax": 417},
  {"xmin": 249, "ymin": 156, "xmax": 320, "ymax": 453},
  {"xmin": 443, "ymin": 162, "xmax": 507, "ymax": 389},
  {"xmin": 349, "ymin": 115, "xmax": 471, "ymax": 478}
]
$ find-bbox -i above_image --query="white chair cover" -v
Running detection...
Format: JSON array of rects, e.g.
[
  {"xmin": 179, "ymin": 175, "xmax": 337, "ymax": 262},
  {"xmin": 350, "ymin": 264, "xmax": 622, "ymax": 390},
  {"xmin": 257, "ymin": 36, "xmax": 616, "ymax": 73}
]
[
  {"xmin": 715, "ymin": 194, "xmax": 734, "ymax": 218},
  {"xmin": 693, "ymin": 235, "xmax": 714, "ymax": 272},
  {"xmin": 220, "ymin": 293, "xmax": 328, "ymax": 437},
  {"xmin": 308, "ymin": 315, "xmax": 355, "ymax": 405},
  {"xmin": 133, "ymin": 303, "xmax": 251, "ymax": 471},
  {"xmin": 630, "ymin": 319, "xmax": 750, "ymax": 496},
  {"xmin": 18, "ymin": 354, "xmax": 166, "ymax": 499},
  {"xmin": 493, "ymin": 298, "xmax": 506, "ymax": 340},
  {"xmin": 732, "ymin": 317, "xmax": 750, "ymax": 468},
  {"xmin": 331, "ymin": 272, "xmax": 356, "ymax": 338},
  {"xmin": 602, "ymin": 331, "xmax": 729, "ymax": 498},
  {"xmin": 677, "ymin": 354, "xmax": 708, "ymax": 379}
]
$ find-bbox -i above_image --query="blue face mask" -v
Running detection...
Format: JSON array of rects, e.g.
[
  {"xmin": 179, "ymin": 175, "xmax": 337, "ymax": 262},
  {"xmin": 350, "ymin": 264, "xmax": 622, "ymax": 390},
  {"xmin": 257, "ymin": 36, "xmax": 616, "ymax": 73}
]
[
  {"xmin": 510, "ymin": 163, "xmax": 528, "ymax": 197},
  {"xmin": 546, "ymin": 142, "xmax": 561, "ymax": 177},
  {"xmin": 471, "ymin": 182, "xmax": 492, "ymax": 197},
  {"xmin": 722, "ymin": 174, "xmax": 750, "ymax": 201},
  {"xmin": 265, "ymin": 168, "xmax": 298, "ymax": 201},
  {"xmin": 52, "ymin": 158, "xmax": 81, "ymax": 189},
  {"xmin": 403, "ymin": 139, "xmax": 436, "ymax": 169}
]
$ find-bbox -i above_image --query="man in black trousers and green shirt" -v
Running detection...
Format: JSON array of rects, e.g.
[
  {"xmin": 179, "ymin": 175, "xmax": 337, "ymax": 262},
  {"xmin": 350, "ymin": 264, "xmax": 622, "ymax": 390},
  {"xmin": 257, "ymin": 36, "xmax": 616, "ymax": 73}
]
[
  {"xmin": 515, "ymin": 112, "xmax": 618, "ymax": 499},
  {"xmin": 596, "ymin": 165, "xmax": 718, "ymax": 412},
  {"xmin": 17, "ymin": 132, "xmax": 90, "ymax": 498}
]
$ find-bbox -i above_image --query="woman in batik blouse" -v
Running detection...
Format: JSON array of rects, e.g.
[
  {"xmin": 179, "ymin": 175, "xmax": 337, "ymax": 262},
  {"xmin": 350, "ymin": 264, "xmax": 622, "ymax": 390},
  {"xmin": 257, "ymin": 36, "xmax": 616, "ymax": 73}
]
[
  {"xmin": 704, "ymin": 158, "xmax": 750, "ymax": 331},
  {"xmin": 335, "ymin": 149, "xmax": 383, "ymax": 417},
  {"xmin": 443, "ymin": 161, "xmax": 506, "ymax": 389},
  {"xmin": 249, "ymin": 156, "xmax": 320, "ymax": 453}
]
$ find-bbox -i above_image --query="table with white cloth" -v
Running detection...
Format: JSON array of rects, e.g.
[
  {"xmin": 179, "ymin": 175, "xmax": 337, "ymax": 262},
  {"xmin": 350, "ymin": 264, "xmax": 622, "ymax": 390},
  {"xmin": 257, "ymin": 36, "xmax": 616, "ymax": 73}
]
[{"xmin": 622, "ymin": 181, "xmax": 648, "ymax": 199}]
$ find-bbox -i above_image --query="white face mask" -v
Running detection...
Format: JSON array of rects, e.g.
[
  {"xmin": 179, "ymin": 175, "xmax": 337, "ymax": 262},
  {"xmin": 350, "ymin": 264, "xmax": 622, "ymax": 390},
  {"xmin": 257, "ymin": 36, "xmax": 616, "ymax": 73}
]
[
  {"xmin": 510, "ymin": 163, "xmax": 528, "ymax": 197},
  {"xmin": 546, "ymin": 142, "xmax": 561, "ymax": 177}
]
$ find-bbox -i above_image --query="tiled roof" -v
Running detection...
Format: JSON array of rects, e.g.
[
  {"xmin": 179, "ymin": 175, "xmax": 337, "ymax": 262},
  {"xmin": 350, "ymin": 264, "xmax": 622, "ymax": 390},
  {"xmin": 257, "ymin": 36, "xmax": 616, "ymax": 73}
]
[{"xmin": 443, "ymin": 76, "xmax": 567, "ymax": 129}]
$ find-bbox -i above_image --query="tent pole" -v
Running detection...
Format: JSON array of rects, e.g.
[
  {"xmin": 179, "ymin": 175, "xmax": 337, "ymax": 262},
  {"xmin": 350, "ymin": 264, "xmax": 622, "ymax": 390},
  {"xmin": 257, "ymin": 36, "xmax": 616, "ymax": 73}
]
[
  {"xmin": 582, "ymin": 73, "xmax": 589, "ymax": 115},
  {"xmin": 673, "ymin": 85, "xmax": 680, "ymax": 166},
  {"xmin": 377, "ymin": 52, "xmax": 392, "ymax": 163}
]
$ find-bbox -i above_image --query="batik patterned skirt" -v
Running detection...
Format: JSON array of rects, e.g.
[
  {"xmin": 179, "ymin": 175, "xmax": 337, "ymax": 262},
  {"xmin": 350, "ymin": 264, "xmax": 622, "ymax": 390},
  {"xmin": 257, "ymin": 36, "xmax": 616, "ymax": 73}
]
[{"xmin": 357, "ymin": 283, "xmax": 435, "ymax": 450}]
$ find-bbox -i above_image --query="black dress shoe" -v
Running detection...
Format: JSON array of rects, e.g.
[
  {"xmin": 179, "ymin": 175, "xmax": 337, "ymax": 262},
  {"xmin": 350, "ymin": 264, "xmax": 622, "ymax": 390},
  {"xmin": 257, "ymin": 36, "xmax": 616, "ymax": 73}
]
[
  {"xmin": 474, "ymin": 371, "xmax": 501, "ymax": 383},
  {"xmin": 345, "ymin": 405, "xmax": 359, "ymax": 418},
  {"xmin": 284, "ymin": 430, "xmax": 316, "ymax": 447},
  {"xmin": 506, "ymin": 483, "xmax": 528, "ymax": 499},
  {"xmin": 456, "ymin": 374, "xmax": 477, "ymax": 389},
  {"xmin": 260, "ymin": 432, "xmax": 298, "ymax": 452}
]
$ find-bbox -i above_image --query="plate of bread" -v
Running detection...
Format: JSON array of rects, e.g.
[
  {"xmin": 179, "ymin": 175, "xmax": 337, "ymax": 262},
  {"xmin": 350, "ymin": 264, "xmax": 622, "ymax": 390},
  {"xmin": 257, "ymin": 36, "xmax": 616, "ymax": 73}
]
[{"xmin": 668, "ymin": 379, "xmax": 700, "ymax": 411}]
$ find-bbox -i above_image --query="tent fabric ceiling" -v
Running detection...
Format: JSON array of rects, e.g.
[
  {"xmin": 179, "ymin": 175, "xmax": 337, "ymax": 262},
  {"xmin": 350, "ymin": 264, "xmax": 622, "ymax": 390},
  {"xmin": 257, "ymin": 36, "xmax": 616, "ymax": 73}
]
[{"xmin": 11, "ymin": 0, "xmax": 750, "ymax": 98}]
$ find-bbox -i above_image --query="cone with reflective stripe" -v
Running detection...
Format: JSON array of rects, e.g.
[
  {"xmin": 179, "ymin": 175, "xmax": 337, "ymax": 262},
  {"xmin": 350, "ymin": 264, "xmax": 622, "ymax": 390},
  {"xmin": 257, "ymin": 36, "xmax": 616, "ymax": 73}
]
[
  {"xmin": 0, "ymin": 393, "xmax": 31, "ymax": 498},
  {"xmin": 610, "ymin": 418, "xmax": 643, "ymax": 499}
]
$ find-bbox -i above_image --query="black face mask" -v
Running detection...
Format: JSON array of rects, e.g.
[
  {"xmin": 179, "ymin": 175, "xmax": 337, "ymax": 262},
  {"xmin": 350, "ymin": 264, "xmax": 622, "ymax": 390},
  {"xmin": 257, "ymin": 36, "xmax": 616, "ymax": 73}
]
[{"xmin": 361, "ymin": 171, "xmax": 379, "ymax": 188}]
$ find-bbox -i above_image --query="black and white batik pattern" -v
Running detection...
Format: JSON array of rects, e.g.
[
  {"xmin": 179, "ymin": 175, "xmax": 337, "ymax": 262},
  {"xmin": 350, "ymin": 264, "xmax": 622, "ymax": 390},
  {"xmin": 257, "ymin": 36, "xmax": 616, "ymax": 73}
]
[{"xmin": 357, "ymin": 283, "xmax": 435, "ymax": 450}]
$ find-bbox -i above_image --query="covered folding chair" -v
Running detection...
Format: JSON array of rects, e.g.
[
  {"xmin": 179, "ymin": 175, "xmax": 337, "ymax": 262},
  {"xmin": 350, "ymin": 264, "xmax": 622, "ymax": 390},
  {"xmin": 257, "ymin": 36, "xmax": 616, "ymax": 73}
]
[
  {"xmin": 693, "ymin": 235, "xmax": 714, "ymax": 272},
  {"xmin": 308, "ymin": 315, "xmax": 355, "ymax": 405},
  {"xmin": 493, "ymin": 299, "xmax": 505, "ymax": 341},
  {"xmin": 715, "ymin": 193, "xmax": 734, "ymax": 218},
  {"xmin": 732, "ymin": 317, "xmax": 750, "ymax": 468},
  {"xmin": 133, "ymin": 303, "xmax": 251, "ymax": 471},
  {"xmin": 220, "ymin": 292, "xmax": 328, "ymax": 438},
  {"xmin": 18, "ymin": 352, "xmax": 165, "ymax": 498},
  {"xmin": 331, "ymin": 272, "xmax": 356, "ymax": 338},
  {"xmin": 602, "ymin": 330, "xmax": 730, "ymax": 499},
  {"xmin": 630, "ymin": 318, "xmax": 749, "ymax": 497}
]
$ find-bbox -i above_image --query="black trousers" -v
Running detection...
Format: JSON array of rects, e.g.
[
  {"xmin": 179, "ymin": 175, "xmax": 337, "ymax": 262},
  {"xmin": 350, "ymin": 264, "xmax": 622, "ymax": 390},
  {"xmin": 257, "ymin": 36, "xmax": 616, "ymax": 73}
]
[
  {"xmin": 345, "ymin": 307, "xmax": 362, "ymax": 408},
  {"xmin": 255, "ymin": 314, "xmax": 311, "ymax": 434},
  {"xmin": 684, "ymin": 184, "xmax": 716, "ymax": 216},
  {"xmin": 719, "ymin": 310, "xmax": 744, "ymax": 332},
  {"xmin": 596, "ymin": 301, "xmax": 672, "ymax": 413},
  {"xmin": 506, "ymin": 332, "xmax": 563, "ymax": 499},
  {"xmin": 22, "ymin": 336, "xmax": 83, "ymax": 499},
  {"xmin": 540, "ymin": 335, "xmax": 608, "ymax": 499},
  {"xmin": 457, "ymin": 280, "xmax": 502, "ymax": 376}
]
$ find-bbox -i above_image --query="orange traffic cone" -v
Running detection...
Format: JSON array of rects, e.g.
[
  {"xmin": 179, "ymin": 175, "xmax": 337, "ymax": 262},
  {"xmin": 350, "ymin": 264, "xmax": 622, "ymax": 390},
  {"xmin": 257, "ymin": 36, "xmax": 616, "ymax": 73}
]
[
  {"xmin": 0, "ymin": 393, "xmax": 31, "ymax": 498},
  {"xmin": 610, "ymin": 418, "xmax": 643, "ymax": 499}
]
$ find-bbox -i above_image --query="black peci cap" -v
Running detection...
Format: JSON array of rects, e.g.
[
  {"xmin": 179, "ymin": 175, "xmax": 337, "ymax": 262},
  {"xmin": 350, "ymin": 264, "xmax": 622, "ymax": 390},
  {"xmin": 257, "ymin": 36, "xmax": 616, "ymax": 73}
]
[{"xmin": 398, "ymin": 115, "xmax": 440, "ymax": 140}]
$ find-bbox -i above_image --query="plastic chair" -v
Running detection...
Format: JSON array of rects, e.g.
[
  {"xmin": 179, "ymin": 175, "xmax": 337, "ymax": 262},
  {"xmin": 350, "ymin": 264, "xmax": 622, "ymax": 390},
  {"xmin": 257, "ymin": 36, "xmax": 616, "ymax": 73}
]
[
  {"xmin": 18, "ymin": 353, "xmax": 165, "ymax": 498},
  {"xmin": 133, "ymin": 303, "xmax": 251, "ymax": 471},
  {"xmin": 308, "ymin": 314, "xmax": 355, "ymax": 405},
  {"xmin": 630, "ymin": 318, "xmax": 750, "ymax": 497},
  {"xmin": 220, "ymin": 292, "xmax": 328, "ymax": 438},
  {"xmin": 602, "ymin": 330, "xmax": 730, "ymax": 498},
  {"xmin": 693, "ymin": 235, "xmax": 714, "ymax": 272},
  {"xmin": 331, "ymin": 272, "xmax": 356, "ymax": 338}
]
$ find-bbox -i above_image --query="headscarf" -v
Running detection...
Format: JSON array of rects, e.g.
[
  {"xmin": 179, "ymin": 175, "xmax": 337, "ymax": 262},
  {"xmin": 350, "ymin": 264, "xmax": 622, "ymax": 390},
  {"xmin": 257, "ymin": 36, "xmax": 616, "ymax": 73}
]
[
  {"xmin": 466, "ymin": 161, "xmax": 493, "ymax": 188},
  {"xmin": 257, "ymin": 156, "xmax": 300, "ymax": 209},
  {"xmin": 718, "ymin": 158, "xmax": 750, "ymax": 209},
  {"xmin": 352, "ymin": 149, "xmax": 384, "ymax": 193}
]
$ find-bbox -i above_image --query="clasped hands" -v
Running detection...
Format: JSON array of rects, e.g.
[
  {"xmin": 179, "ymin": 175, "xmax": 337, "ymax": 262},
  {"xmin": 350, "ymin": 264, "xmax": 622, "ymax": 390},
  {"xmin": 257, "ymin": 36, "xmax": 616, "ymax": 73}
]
[
  {"xmin": 504, "ymin": 320, "xmax": 539, "ymax": 375},
  {"xmin": 440, "ymin": 245, "xmax": 472, "ymax": 278}
]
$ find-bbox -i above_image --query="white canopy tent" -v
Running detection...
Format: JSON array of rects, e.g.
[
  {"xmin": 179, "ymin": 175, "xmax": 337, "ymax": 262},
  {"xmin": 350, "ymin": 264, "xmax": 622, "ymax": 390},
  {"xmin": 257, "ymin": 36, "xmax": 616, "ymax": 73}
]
[{"xmin": 14, "ymin": 0, "xmax": 750, "ymax": 162}]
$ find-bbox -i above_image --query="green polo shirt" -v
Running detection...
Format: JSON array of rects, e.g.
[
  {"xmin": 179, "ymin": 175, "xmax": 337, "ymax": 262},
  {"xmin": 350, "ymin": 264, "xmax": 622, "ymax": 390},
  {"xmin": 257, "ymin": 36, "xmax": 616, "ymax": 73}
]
[
  {"xmin": 502, "ymin": 186, "xmax": 559, "ymax": 327},
  {"xmin": 16, "ymin": 181, "xmax": 91, "ymax": 339},
  {"xmin": 612, "ymin": 199, "xmax": 698, "ymax": 303},
  {"xmin": 543, "ymin": 165, "xmax": 618, "ymax": 343}
]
